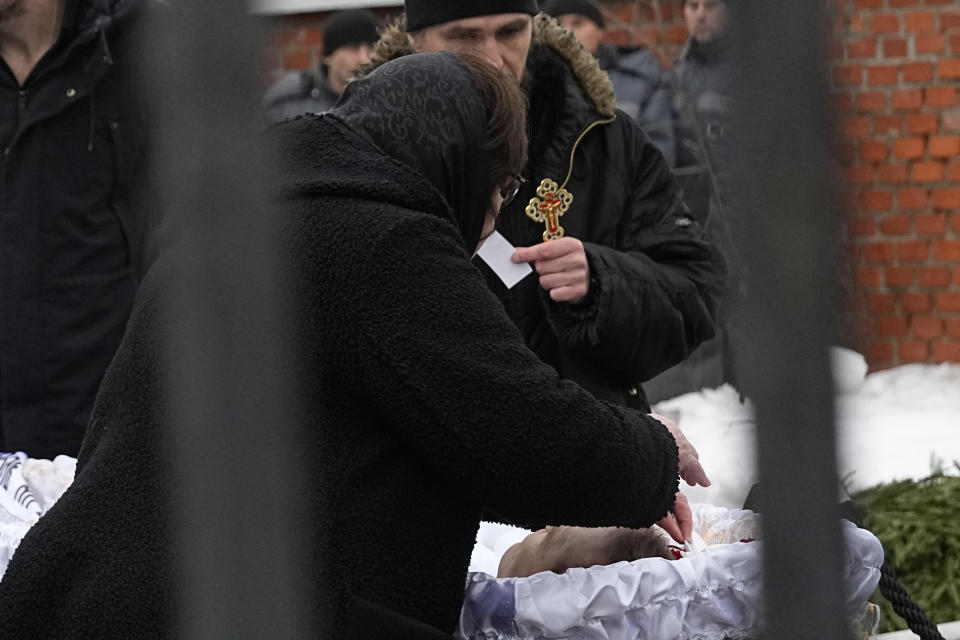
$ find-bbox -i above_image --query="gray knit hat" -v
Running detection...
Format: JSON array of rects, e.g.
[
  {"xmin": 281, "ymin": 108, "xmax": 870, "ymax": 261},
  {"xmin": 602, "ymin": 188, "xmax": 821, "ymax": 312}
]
[{"xmin": 404, "ymin": 0, "xmax": 539, "ymax": 31}]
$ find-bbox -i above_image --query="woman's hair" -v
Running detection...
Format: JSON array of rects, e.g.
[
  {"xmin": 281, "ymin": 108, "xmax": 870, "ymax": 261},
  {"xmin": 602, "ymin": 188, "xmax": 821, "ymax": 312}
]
[{"xmin": 455, "ymin": 52, "xmax": 529, "ymax": 197}]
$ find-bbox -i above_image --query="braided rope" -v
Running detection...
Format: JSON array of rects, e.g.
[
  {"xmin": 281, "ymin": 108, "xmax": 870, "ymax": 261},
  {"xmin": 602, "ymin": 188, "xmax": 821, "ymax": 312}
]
[
  {"xmin": 745, "ymin": 495, "xmax": 945, "ymax": 639},
  {"xmin": 878, "ymin": 561, "xmax": 945, "ymax": 640}
]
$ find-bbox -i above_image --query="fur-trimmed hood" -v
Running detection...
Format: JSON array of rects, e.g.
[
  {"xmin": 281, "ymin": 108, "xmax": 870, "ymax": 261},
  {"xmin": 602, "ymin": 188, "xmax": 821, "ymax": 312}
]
[{"xmin": 360, "ymin": 13, "xmax": 616, "ymax": 118}]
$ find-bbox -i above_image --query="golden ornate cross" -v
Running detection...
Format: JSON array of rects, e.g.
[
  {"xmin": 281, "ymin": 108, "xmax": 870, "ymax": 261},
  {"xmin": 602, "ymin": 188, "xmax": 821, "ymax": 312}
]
[{"xmin": 525, "ymin": 178, "xmax": 573, "ymax": 242}]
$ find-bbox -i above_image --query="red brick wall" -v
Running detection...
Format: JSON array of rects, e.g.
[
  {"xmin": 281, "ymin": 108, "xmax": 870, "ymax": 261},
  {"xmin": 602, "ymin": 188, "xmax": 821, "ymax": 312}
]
[
  {"xmin": 260, "ymin": 8, "xmax": 402, "ymax": 85},
  {"xmin": 829, "ymin": 1, "xmax": 960, "ymax": 369},
  {"xmin": 593, "ymin": 0, "xmax": 690, "ymax": 66},
  {"xmin": 260, "ymin": 0, "xmax": 960, "ymax": 371}
]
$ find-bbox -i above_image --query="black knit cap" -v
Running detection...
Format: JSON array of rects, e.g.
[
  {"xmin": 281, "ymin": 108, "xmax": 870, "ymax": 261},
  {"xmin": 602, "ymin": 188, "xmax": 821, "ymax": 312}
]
[
  {"xmin": 404, "ymin": 0, "xmax": 539, "ymax": 32},
  {"xmin": 540, "ymin": 0, "xmax": 604, "ymax": 28},
  {"xmin": 323, "ymin": 9, "xmax": 381, "ymax": 56}
]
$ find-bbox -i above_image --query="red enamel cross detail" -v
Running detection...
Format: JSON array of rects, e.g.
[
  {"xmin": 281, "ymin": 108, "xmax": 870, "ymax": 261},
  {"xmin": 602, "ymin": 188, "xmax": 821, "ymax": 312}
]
[{"xmin": 525, "ymin": 179, "xmax": 573, "ymax": 242}]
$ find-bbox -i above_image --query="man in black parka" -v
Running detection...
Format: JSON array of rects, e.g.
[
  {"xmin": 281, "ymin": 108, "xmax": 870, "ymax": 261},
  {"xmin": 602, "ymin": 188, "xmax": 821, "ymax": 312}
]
[
  {"xmin": 365, "ymin": 1, "xmax": 726, "ymax": 413},
  {"xmin": 0, "ymin": 0, "xmax": 149, "ymax": 459}
]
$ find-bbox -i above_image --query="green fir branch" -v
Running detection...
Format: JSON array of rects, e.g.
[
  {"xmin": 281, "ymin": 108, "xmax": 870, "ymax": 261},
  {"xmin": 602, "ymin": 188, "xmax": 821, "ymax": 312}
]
[{"xmin": 853, "ymin": 464, "xmax": 960, "ymax": 633}]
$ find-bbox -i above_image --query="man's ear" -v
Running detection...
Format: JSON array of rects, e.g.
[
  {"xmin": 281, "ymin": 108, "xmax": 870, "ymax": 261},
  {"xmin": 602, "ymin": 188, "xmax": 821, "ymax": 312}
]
[{"xmin": 407, "ymin": 32, "xmax": 421, "ymax": 51}]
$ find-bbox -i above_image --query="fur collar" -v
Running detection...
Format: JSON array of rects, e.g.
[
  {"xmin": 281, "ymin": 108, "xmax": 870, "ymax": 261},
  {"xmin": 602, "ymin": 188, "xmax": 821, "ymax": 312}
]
[{"xmin": 360, "ymin": 13, "xmax": 616, "ymax": 118}]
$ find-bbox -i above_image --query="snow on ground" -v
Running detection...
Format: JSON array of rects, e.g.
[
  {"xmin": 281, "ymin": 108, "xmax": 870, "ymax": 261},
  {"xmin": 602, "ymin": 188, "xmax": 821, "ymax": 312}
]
[{"xmin": 652, "ymin": 348, "xmax": 960, "ymax": 508}]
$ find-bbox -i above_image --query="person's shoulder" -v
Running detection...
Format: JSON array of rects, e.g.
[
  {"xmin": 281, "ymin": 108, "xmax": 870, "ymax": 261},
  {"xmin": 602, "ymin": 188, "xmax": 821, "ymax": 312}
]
[
  {"xmin": 263, "ymin": 70, "xmax": 315, "ymax": 106},
  {"xmin": 672, "ymin": 40, "xmax": 695, "ymax": 69},
  {"xmin": 328, "ymin": 206, "xmax": 467, "ymax": 277},
  {"xmin": 593, "ymin": 108, "xmax": 670, "ymax": 171},
  {"xmin": 604, "ymin": 47, "xmax": 667, "ymax": 103},
  {"xmin": 285, "ymin": 176, "xmax": 447, "ymax": 255},
  {"xmin": 271, "ymin": 120, "xmax": 460, "ymax": 242},
  {"xmin": 529, "ymin": 14, "xmax": 617, "ymax": 119},
  {"xmin": 615, "ymin": 47, "xmax": 666, "ymax": 78}
]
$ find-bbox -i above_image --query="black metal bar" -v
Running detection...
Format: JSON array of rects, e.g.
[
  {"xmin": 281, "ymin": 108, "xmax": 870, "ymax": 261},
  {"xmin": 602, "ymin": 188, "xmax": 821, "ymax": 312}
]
[
  {"xmin": 730, "ymin": 1, "xmax": 851, "ymax": 639},
  {"xmin": 146, "ymin": 3, "xmax": 310, "ymax": 638}
]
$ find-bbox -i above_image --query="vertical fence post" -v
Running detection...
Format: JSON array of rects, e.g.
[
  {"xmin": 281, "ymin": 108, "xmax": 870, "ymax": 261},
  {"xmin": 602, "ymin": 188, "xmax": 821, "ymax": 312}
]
[
  {"xmin": 145, "ymin": 2, "xmax": 310, "ymax": 637},
  {"xmin": 731, "ymin": 1, "xmax": 851, "ymax": 639}
]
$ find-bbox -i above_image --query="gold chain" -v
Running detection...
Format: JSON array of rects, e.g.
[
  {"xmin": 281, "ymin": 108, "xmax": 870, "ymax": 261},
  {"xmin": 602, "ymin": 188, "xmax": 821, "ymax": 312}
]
[{"xmin": 559, "ymin": 116, "xmax": 617, "ymax": 191}]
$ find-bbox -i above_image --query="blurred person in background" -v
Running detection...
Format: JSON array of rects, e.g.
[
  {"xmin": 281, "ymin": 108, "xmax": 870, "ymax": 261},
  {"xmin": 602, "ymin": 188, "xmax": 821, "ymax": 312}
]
[
  {"xmin": 672, "ymin": 0, "xmax": 733, "ymax": 178},
  {"xmin": 541, "ymin": 0, "xmax": 676, "ymax": 166},
  {"xmin": 263, "ymin": 8, "xmax": 380, "ymax": 122},
  {"xmin": 0, "ymin": 0, "xmax": 151, "ymax": 458},
  {"xmin": 645, "ymin": 0, "xmax": 739, "ymax": 403}
]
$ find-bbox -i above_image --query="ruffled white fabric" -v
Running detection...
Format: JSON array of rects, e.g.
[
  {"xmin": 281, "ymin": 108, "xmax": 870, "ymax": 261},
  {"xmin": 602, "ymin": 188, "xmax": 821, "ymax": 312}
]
[
  {"xmin": 460, "ymin": 505, "xmax": 884, "ymax": 640},
  {"xmin": 1, "ymin": 456, "xmax": 884, "ymax": 640},
  {"xmin": 0, "ymin": 453, "xmax": 75, "ymax": 580}
]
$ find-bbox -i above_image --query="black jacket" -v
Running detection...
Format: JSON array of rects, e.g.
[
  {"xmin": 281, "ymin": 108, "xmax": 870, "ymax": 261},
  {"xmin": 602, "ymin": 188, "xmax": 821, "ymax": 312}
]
[
  {"xmin": 0, "ymin": 54, "xmax": 680, "ymax": 637},
  {"xmin": 672, "ymin": 35, "xmax": 736, "ymax": 175},
  {"xmin": 671, "ymin": 35, "xmax": 739, "ymax": 283},
  {"xmin": 672, "ymin": 34, "xmax": 745, "ymax": 341},
  {"xmin": 0, "ymin": 0, "xmax": 149, "ymax": 458},
  {"xmin": 595, "ymin": 43, "xmax": 676, "ymax": 167},
  {"xmin": 365, "ymin": 15, "xmax": 726, "ymax": 412},
  {"xmin": 262, "ymin": 67, "xmax": 341, "ymax": 123}
]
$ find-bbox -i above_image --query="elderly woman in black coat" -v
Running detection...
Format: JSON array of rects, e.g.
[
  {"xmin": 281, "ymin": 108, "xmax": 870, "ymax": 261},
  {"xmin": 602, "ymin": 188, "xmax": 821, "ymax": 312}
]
[{"xmin": 0, "ymin": 51, "xmax": 702, "ymax": 638}]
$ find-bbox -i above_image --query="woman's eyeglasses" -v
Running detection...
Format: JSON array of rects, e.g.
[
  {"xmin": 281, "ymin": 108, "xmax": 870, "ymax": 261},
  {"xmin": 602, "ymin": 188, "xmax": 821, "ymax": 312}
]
[{"xmin": 500, "ymin": 173, "xmax": 527, "ymax": 209}]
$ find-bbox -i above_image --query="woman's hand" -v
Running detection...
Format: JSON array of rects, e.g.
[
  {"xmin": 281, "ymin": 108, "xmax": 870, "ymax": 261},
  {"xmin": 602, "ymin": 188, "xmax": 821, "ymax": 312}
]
[
  {"xmin": 657, "ymin": 492, "xmax": 693, "ymax": 543},
  {"xmin": 649, "ymin": 412, "xmax": 710, "ymax": 488}
]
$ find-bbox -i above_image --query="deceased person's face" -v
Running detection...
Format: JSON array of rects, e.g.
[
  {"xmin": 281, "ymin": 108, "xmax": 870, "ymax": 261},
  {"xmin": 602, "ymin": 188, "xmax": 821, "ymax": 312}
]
[{"xmin": 497, "ymin": 525, "xmax": 672, "ymax": 578}]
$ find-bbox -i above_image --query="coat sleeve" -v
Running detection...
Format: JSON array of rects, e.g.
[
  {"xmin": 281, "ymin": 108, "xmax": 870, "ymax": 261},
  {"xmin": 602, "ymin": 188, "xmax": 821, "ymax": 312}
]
[
  {"xmin": 348, "ymin": 214, "xmax": 680, "ymax": 530},
  {"xmin": 636, "ymin": 80, "xmax": 677, "ymax": 169},
  {"xmin": 544, "ymin": 122, "xmax": 727, "ymax": 384}
]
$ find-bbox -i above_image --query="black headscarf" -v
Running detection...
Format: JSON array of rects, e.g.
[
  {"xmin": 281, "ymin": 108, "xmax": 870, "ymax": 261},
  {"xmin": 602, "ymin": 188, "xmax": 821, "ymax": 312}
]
[{"xmin": 328, "ymin": 51, "xmax": 493, "ymax": 252}]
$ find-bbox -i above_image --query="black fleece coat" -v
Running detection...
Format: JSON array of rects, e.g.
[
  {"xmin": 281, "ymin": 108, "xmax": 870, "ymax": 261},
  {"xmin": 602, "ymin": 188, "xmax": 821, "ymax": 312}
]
[
  {"xmin": 0, "ymin": 0, "xmax": 150, "ymax": 459},
  {"xmin": 282, "ymin": 117, "xmax": 678, "ymax": 634},
  {"xmin": 0, "ymin": 56, "xmax": 680, "ymax": 636}
]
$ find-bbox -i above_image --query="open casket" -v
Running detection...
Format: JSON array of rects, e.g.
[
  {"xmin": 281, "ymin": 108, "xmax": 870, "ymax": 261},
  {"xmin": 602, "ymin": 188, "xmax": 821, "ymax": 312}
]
[
  {"xmin": 1, "ymin": 453, "xmax": 884, "ymax": 639},
  {"xmin": 460, "ymin": 504, "xmax": 884, "ymax": 640}
]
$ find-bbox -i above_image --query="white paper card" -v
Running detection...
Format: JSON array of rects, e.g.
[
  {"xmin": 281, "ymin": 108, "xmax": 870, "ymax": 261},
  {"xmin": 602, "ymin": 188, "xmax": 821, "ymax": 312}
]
[{"xmin": 475, "ymin": 231, "xmax": 533, "ymax": 289}]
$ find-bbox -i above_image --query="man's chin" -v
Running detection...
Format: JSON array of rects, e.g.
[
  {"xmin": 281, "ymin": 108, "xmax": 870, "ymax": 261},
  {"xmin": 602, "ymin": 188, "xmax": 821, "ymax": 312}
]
[
  {"xmin": 497, "ymin": 542, "xmax": 520, "ymax": 578},
  {"xmin": 693, "ymin": 30, "xmax": 716, "ymax": 44}
]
